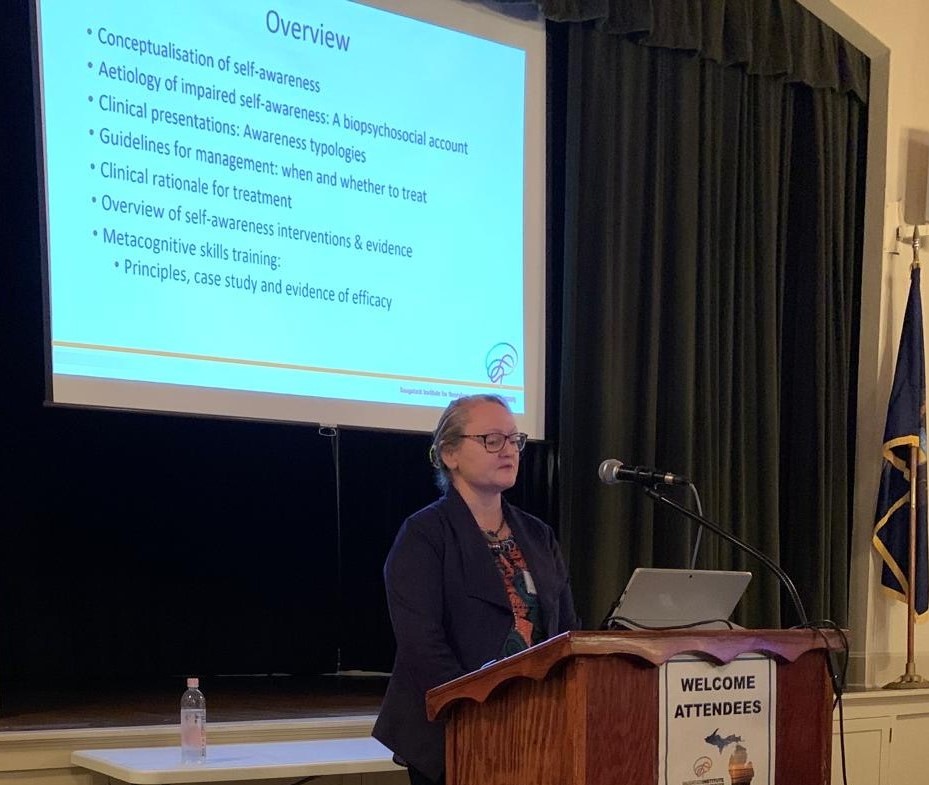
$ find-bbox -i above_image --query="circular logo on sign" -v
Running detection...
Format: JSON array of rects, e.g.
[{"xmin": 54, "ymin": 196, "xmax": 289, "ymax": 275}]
[{"xmin": 693, "ymin": 757, "xmax": 713, "ymax": 777}]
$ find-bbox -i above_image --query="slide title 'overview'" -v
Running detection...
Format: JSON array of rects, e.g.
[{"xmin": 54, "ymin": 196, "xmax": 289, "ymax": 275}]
[{"xmin": 265, "ymin": 9, "xmax": 351, "ymax": 51}]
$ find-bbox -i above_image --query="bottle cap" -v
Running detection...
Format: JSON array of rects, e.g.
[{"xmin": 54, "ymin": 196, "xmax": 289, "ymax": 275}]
[{"xmin": 187, "ymin": 677, "xmax": 199, "ymax": 688}]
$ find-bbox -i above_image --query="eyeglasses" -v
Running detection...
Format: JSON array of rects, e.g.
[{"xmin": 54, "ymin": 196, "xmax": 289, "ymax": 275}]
[{"xmin": 461, "ymin": 432, "xmax": 528, "ymax": 453}]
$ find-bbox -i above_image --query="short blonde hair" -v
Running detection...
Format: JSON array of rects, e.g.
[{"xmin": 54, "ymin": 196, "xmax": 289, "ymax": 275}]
[{"xmin": 429, "ymin": 394, "xmax": 510, "ymax": 491}]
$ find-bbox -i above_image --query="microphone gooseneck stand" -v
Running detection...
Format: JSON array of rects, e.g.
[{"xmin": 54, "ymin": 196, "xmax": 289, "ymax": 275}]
[
  {"xmin": 641, "ymin": 483, "xmax": 851, "ymax": 785},
  {"xmin": 642, "ymin": 485, "xmax": 809, "ymax": 627}
]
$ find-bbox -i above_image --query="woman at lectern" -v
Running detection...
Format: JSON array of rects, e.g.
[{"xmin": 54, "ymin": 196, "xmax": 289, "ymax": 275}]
[{"xmin": 373, "ymin": 394, "xmax": 580, "ymax": 785}]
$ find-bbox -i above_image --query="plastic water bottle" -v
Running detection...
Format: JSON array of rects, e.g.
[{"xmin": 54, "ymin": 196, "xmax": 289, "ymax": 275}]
[{"xmin": 180, "ymin": 677, "xmax": 206, "ymax": 764}]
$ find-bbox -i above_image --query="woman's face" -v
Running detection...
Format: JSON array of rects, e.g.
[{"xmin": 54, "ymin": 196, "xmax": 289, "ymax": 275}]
[{"xmin": 442, "ymin": 400, "xmax": 520, "ymax": 497}]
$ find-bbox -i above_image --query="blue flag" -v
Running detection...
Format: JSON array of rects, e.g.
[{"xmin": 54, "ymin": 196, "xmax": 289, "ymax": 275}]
[{"xmin": 873, "ymin": 265, "xmax": 929, "ymax": 617}]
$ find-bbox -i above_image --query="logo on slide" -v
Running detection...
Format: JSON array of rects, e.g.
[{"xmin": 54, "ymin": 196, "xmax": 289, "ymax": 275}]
[{"xmin": 485, "ymin": 343, "xmax": 518, "ymax": 383}]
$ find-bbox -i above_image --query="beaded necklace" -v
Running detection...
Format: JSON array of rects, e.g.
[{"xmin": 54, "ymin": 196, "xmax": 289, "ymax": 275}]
[{"xmin": 481, "ymin": 515, "xmax": 506, "ymax": 541}]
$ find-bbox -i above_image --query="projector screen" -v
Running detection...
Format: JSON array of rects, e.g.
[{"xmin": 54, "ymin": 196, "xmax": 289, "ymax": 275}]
[{"xmin": 32, "ymin": 0, "xmax": 547, "ymax": 437}]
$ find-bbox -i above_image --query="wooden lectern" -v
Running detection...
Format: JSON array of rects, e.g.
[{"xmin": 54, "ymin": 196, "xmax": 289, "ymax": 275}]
[{"xmin": 426, "ymin": 630, "xmax": 842, "ymax": 785}]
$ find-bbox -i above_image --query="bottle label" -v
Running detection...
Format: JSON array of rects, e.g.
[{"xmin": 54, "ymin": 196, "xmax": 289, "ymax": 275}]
[{"xmin": 180, "ymin": 708, "xmax": 206, "ymax": 763}]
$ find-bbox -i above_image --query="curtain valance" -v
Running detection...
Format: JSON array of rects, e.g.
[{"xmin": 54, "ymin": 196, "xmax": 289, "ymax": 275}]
[{"xmin": 469, "ymin": 0, "xmax": 869, "ymax": 102}]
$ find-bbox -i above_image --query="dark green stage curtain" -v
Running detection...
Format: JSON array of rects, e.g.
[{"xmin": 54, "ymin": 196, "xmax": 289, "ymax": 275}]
[
  {"xmin": 553, "ymin": 7, "xmax": 867, "ymax": 629},
  {"xmin": 461, "ymin": 0, "xmax": 542, "ymax": 19},
  {"xmin": 540, "ymin": 0, "xmax": 869, "ymax": 107}
]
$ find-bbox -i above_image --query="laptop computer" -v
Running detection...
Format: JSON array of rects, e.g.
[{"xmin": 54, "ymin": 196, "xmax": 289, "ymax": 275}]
[{"xmin": 601, "ymin": 568, "xmax": 752, "ymax": 630}]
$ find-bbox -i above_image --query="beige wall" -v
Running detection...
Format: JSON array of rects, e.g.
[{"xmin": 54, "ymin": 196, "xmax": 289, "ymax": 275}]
[{"xmin": 802, "ymin": 0, "xmax": 929, "ymax": 688}]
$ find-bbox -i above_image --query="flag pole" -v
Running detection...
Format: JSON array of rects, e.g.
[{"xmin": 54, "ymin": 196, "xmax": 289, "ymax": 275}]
[
  {"xmin": 884, "ymin": 229, "xmax": 929, "ymax": 689},
  {"xmin": 884, "ymin": 443, "xmax": 928, "ymax": 688}
]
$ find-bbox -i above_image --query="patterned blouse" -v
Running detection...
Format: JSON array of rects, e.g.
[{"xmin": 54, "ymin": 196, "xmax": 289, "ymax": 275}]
[{"xmin": 486, "ymin": 534, "xmax": 544, "ymax": 656}]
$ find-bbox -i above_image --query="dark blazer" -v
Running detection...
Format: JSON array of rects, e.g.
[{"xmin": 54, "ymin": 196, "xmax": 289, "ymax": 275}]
[{"xmin": 372, "ymin": 487, "xmax": 580, "ymax": 782}]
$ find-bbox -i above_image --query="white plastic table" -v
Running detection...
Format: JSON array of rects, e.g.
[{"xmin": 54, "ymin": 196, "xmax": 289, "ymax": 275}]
[{"xmin": 71, "ymin": 737, "xmax": 402, "ymax": 783}]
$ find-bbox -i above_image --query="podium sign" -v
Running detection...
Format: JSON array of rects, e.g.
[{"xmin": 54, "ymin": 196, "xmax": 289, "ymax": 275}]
[{"xmin": 659, "ymin": 654, "xmax": 776, "ymax": 785}]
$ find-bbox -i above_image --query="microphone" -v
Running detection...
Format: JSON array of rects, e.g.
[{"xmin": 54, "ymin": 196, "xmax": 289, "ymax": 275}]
[
  {"xmin": 598, "ymin": 458, "xmax": 689, "ymax": 486},
  {"xmin": 598, "ymin": 459, "xmax": 811, "ymax": 627}
]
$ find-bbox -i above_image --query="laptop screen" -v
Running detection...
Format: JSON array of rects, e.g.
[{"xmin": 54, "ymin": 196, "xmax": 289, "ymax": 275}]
[{"xmin": 601, "ymin": 568, "xmax": 752, "ymax": 630}]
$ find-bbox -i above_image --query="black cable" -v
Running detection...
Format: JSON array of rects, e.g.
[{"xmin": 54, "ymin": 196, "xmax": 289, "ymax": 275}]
[
  {"xmin": 793, "ymin": 619, "xmax": 849, "ymax": 785},
  {"xmin": 836, "ymin": 686, "xmax": 849, "ymax": 785},
  {"xmin": 794, "ymin": 619, "xmax": 849, "ymax": 698},
  {"xmin": 603, "ymin": 615, "xmax": 736, "ymax": 631},
  {"xmin": 597, "ymin": 589, "xmax": 626, "ymax": 630},
  {"xmin": 687, "ymin": 482, "xmax": 705, "ymax": 570}
]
